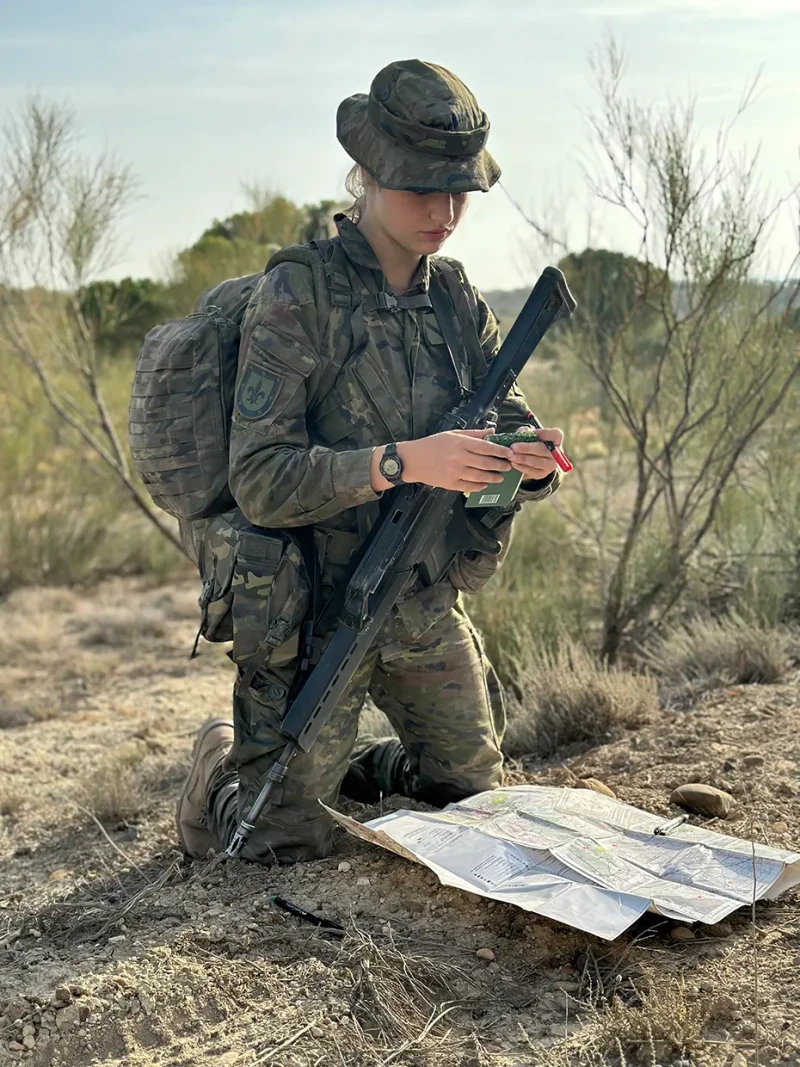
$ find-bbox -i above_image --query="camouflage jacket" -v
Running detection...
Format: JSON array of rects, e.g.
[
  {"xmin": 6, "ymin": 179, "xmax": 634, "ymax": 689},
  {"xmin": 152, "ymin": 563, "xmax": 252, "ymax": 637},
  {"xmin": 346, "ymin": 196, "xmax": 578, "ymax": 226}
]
[{"xmin": 229, "ymin": 214, "xmax": 559, "ymax": 642}]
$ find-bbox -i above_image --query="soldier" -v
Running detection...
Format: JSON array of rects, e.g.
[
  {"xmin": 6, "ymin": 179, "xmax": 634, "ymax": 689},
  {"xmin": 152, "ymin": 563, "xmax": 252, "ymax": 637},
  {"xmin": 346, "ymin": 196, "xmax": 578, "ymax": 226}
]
[{"xmin": 177, "ymin": 59, "xmax": 564, "ymax": 865}]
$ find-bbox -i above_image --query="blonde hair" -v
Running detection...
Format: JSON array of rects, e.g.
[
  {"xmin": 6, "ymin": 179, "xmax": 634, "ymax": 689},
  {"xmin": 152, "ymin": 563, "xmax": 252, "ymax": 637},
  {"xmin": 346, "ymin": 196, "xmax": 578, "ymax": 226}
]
[{"xmin": 344, "ymin": 163, "xmax": 369, "ymax": 222}]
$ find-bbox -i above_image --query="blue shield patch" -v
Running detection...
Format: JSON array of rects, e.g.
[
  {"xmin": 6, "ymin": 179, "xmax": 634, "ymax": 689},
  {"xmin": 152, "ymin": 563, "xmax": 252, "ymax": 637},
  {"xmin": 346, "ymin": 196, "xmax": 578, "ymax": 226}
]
[{"xmin": 236, "ymin": 360, "xmax": 280, "ymax": 420}]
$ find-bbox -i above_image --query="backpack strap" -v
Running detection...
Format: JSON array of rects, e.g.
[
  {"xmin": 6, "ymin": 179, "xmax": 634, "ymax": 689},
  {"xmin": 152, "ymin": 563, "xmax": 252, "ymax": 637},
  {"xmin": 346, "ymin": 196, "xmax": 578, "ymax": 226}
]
[{"xmin": 431, "ymin": 258, "xmax": 489, "ymax": 389}]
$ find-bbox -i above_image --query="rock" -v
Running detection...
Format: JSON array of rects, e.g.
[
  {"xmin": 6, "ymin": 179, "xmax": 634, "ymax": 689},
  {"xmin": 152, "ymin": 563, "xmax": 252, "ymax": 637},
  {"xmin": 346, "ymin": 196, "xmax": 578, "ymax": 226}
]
[
  {"xmin": 772, "ymin": 821, "xmax": 789, "ymax": 834},
  {"xmin": 138, "ymin": 992, "xmax": 153, "ymax": 1015},
  {"xmin": 21, "ymin": 1025, "xmax": 35, "ymax": 1039},
  {"xmin": 3, "ymin": 997, "xmax": 30, "ymax": 1022},
  {"xmin": 55, "ymin": 1004, "xmax": 81, "ymax": 1032},
  {"xmin": 670, "ymin": 926, "xmax": 696, "ymax": 941},
  {"xmin": 670, "ymin": 783, "xmax": 733, "ymax": 818},
  {"xmin": 742, "ymin": 754, "xmax": 764, "ymax": 768},
  {"xmin": 77, "ymin": 1004, "xmax": 91, "ymax": 1023},
  {"xmin": 476, "ymin": 947, "xmax": 496, "ymax": 961},
  {"xmin": 55, "ymin": 986, "xmax": 72, "ymax": 1005},
  {"xmin": 8, "ymin": 1042, "xmax": 25, "ymax": 1053},
  {"xmin": 311, "ymin": 1026, "xmax": 324, "ymax": 1038},
  {"xmin": 70, "ymin": 985, "xmax": 88, "ymax": 998},
  {"xmin": 107, "ymin": 934, "xmax": 126, "ymax": 944},
  {"xmin": 22, "ymin": 1036, "xmax": 35, "ymax": 1050},
  {"xmin": 722, "ymin": 759, "xmax": 736, "ymax": 772},
  {"xmin": 731, "ymin": 1053, "xmax": 747, "ymax": 1067},
  {"xmin": 337, "ymin": 862, "xmax": 352, "ymax": 873},
  {"xmin": 356, "ymin": 877, "xmax": 370, "ymax": 887},
  {"xmin": 575, "ymin": 778, "xmax": 617, "ymax": 799}
]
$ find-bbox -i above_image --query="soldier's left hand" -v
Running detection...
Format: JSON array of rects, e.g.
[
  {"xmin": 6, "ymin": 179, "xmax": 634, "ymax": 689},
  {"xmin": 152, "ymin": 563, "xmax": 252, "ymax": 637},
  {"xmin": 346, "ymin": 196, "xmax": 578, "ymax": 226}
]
[{"xmin": 509, "ymin": 426, "xmax": 564, "ymax": 480}]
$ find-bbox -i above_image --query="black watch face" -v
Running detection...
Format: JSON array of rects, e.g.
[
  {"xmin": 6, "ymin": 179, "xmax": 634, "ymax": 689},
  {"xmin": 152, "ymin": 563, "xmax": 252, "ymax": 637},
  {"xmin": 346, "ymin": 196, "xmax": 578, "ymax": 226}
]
[{"xmin": 382, "ymin": 456, "xmax": 401, "ymax": 478}]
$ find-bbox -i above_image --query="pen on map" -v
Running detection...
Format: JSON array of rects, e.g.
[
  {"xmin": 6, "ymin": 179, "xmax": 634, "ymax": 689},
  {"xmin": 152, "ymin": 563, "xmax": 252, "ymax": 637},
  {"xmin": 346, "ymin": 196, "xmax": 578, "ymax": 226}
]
[{"xmin": 653, "ymin": 814, "xmax": 689, "ymax": 836}]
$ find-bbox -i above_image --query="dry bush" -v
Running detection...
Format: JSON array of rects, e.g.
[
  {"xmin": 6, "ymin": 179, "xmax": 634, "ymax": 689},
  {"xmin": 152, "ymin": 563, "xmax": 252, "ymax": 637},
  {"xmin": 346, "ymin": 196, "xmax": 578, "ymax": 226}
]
[
  {"xmin": 536, "ymin": 975, "xmax": 711, "ymax": 1067},
  {"xmin": 504, "ymin": 637, "xmax": 657, "ymax": 759},
  {"xmin": 78, "ymin": 741, "xmax": 151, "ymax": 823},
  {"xmin": 644, "ymin": 614, "xmax": 797, "ymax": 705},
  {"xmin": 0, "ymin": 610, "xmax": 65, "ymax": 667}
]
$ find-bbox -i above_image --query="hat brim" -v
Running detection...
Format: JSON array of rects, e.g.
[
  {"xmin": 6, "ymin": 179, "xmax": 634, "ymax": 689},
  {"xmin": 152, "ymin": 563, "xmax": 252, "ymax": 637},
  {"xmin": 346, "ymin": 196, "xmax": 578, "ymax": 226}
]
[{"xmin": 337, "ymin": 95, "xmax": 500, "ymax": 194}]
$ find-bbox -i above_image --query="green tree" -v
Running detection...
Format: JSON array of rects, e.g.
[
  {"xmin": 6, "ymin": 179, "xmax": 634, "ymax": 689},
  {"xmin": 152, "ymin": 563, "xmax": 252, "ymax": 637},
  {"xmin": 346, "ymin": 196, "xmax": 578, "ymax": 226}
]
[{"xmin": 78, "ymin": 277, "xmax": 168, "ymax": 354}]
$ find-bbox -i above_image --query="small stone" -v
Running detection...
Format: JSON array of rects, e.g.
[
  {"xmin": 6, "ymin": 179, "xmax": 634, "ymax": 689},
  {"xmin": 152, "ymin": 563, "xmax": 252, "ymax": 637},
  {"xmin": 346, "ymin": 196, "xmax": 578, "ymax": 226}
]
[
  {"xmin": 722, "ymin": 759, "xmax": 736, "ymax": 772},
  {"xmin": 22, "ymin": 1036, "xmax": 35, "ymax": 1050},
  {"xmin": 356, "ymin": 877, "xmax": 370, "ymax": 887},
  {"xmin": 138, "ymin": 992, "xmax": 153, "ymax": 1015},
  {"xmin": 670, "ymin": 926, "xmax": 696, "ymax": 941},
  {"xmin": 772, "ymin": 821, "xmax": 789, "ymax": 834},
  {"xmin": 21, "ymin": 1025, "xmax": 35, "ymax": 1039},
  {"xmin": 8, "ymin": 1042, "xmax": 25, "ymax": 1052},
  {"xmin": 69, "ymin": 985, "xmax": 88, "ymax": 998},
  {"xmin": 311, "ymin": 1026, "xmax": 324, "ymax": 1038},
  {"xmin": 575, "ymin": 778, "xmax": 617, "ymax": 799},
  {"xmin": 337, "ymin": 862, "xmax": 351, "ymax": 873},
  {"xmin": 107, "ymin": 934, "xmax": 126, "ymax": 944},
  {"xmin": 54, "ymin": 986, "xmax": 72, "ymax": 1005},
  {"xmin": 476, "ymin": 947, "xmax": 496, "ymax": 961},
  {"xmin": 742, "ymin": 754, "xmax": 764, "ymax": 768},
  {"xmin": 487, "ymin": 961, "xmax": 500, "ymax": 973},
  {"xmin": 731, "ymin": 1052, "xmax": 747, "ymax": 1067},
  {"xmin": 670, "ymin": 783, "xmax": 734, "ymax": 818}
]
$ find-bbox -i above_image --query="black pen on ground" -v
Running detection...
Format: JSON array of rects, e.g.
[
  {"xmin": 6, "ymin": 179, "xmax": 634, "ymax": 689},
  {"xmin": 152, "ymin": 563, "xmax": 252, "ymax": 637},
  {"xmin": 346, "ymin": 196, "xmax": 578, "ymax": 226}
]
[
  {"xmin": 653, "ymin": 815, "xmax": 689, "ymax": 836},
  {"xmin": 270, "ymin": 894, "xmax": 345, "ymax": 934}
]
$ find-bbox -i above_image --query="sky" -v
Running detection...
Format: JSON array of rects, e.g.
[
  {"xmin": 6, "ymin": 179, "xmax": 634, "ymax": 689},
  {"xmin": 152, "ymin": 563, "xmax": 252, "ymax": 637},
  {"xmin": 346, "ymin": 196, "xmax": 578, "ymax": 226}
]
[{"xmin": 1, "ymin": 0, "xmax": 798, "ymax": 291}]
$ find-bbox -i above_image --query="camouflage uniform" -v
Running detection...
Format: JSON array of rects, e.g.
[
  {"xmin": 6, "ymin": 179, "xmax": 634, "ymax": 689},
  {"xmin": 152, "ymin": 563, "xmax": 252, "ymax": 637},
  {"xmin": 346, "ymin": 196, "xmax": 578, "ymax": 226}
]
[{"xmin": 200, "ymin": 60, "xmax": 560, "ymax": 864}]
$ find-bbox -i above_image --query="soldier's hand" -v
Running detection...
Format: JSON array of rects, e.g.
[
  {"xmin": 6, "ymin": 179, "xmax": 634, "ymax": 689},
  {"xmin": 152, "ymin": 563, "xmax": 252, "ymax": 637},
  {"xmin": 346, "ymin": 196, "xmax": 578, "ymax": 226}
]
[
  {"xmin": 397, "ymin": 429, "xmax": 514, "ymax": 492},
  {"xmin": 508, "ymin": 425, "xmax": 564, "ymax": 481}
]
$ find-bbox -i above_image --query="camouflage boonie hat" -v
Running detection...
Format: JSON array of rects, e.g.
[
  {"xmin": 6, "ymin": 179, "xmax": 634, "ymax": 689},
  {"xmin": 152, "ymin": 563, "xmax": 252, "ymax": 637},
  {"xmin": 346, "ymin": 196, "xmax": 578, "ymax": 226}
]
[{"xmin": 337, "ymin": 59, "xmax": 501, "ymax": 194}]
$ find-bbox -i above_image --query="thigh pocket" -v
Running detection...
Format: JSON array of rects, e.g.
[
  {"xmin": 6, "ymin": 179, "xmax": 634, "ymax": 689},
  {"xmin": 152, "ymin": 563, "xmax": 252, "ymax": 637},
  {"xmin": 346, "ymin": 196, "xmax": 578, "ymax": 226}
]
[
  {"xmin": 230, "ymin": 530, "xmax": 309, "ymax": 669},
  {"xmin": 198, "ymin": 510, "xmax": 311, "ymax": 670}
]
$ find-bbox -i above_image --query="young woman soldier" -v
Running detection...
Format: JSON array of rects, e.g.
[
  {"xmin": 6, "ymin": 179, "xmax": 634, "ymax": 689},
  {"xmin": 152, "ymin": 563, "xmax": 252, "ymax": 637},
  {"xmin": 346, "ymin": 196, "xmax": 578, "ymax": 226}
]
[{"xmin": 177, "ymin": 59, "xmax": 565, "ymax": 865}]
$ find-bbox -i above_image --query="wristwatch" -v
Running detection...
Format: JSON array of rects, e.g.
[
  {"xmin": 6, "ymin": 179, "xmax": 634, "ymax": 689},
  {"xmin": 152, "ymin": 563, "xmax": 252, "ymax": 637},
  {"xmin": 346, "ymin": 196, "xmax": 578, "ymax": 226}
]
[{"xmin": 378, "ymin": 442, "xmax": 405, "ymax": 486}]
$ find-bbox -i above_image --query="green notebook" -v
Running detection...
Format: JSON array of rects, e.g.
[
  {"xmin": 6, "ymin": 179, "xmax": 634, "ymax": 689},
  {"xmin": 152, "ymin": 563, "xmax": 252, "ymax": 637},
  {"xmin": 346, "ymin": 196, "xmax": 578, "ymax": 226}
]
[{"xmin": 464, "ymin": 431, "xmax": 538, "ymax": 509}]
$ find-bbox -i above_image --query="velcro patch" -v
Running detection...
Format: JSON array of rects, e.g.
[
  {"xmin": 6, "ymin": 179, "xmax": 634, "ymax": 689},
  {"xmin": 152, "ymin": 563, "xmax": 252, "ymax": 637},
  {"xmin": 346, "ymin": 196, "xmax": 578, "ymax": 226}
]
[{"xmin": 235, "ymin": 360, "xmax": 281, "ymax": 420}]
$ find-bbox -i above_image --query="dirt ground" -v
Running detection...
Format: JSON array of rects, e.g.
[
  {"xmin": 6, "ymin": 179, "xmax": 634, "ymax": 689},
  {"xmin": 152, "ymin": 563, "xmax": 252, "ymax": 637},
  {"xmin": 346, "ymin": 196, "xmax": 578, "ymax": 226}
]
[{"xmin": 0, "ymin": 577, "xmax": 798, "ymax": 1067}]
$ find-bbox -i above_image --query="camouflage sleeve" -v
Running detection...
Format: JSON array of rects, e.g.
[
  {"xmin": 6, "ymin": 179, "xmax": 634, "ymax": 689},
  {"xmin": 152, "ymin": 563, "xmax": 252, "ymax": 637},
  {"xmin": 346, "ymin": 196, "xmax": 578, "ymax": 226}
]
[
  {"xmin": 228, "ymin": 261, "xmax": 382, "ymax": 527},
  {"xmin": 475, "ymin": 288, "xmax": 561, "ymax": 503}
]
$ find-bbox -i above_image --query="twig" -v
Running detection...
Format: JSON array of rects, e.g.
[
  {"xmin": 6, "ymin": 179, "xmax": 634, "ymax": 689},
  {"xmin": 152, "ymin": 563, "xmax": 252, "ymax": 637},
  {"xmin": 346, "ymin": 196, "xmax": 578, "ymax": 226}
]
[
  {"xmin": 252, "ymin": 1020, "xmax": 318, "ymax": 1065},
  {"xmin": 70, "ymin": 799, "xmax": 151, "ymax": 882},
  {"xmin": 380, "ymin": 1004, "xmax": 460, "ymax": 1066}
]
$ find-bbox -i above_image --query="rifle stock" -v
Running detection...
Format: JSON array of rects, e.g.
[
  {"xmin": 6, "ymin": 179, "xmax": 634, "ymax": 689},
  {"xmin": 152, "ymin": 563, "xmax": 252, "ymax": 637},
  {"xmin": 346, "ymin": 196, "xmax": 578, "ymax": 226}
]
[{"xmin": 225, "ymin": 266, "xmax": 575, "ymax": 858}]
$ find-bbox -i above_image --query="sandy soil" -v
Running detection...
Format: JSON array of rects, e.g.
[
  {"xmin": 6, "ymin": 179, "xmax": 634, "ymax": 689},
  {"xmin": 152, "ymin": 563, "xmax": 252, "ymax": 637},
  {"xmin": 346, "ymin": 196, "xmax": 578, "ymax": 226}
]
[{"xmin": 0, "ymin": 577, "xmax": 798, "ymax": 1067}]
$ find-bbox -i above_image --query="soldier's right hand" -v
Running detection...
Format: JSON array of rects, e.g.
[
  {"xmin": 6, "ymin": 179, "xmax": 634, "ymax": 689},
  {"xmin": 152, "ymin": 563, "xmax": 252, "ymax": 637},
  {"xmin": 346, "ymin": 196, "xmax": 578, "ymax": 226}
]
[{"xmin": 398, "ymin": 429, "xmax": 514, "ymax": 492}]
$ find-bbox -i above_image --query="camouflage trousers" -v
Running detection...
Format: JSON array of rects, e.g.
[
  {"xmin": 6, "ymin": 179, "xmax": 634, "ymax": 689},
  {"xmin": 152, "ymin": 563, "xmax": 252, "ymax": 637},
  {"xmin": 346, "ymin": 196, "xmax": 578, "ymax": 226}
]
[{"xmin": 205, "ymin": 599, "xmax": 506, "ymax": 864}]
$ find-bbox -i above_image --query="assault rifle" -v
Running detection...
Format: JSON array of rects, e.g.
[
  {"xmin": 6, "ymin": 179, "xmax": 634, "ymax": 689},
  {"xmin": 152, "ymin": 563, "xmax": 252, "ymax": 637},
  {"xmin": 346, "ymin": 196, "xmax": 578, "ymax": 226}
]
[{"xmin": 226, "ymin": 266, "xmax": 576, "ymax": 858}]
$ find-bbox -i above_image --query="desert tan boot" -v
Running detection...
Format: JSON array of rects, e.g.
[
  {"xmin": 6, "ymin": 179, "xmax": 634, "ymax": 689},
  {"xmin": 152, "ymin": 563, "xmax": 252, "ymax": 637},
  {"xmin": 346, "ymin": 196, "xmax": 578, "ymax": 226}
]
[{"xmin": 176, "ymin": 718, "xmax": 234, "ymax": 858}]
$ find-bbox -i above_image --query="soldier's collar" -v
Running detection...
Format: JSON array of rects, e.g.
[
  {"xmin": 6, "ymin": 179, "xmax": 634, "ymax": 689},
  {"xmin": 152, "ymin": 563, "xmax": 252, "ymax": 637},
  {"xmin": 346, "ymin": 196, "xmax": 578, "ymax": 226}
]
[{"xmin": 334, "ymin": 213, "xmax": 430, "ymax": 293}]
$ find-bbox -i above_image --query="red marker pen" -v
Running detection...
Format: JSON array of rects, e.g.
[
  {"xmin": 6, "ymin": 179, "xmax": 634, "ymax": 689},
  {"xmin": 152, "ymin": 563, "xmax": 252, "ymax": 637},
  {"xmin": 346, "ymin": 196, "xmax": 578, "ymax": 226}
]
[{"xmin": 525, "ymin": 413, "xmax": 573, "ymax": 473}]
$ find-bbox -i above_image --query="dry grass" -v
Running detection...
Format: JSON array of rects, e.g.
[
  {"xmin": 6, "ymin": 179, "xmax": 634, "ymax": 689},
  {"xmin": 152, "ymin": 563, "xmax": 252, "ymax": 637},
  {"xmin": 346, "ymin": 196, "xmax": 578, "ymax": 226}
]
[
  {"xmin": 0, "ymin": 785, "xmax": 24, "ymax": 816},
  {"xmin": 504, "ymin": 637, "xmax": 658, "ymax": 759},
  {"xmin": 66, "ymin": 606, "xmax": 170, "ymax": 648},
  {"xmin": 644, "ymin": 613, "xmax": 797, "ymax": 706},
  {"xmin": 78, "ymin": 740, "xmax": 152, "ymax": 824}
]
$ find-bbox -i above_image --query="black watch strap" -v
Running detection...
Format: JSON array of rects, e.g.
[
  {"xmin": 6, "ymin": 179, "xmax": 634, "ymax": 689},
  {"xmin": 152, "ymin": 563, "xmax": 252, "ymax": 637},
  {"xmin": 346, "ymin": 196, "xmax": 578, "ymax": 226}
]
[{"xmin": 379, "ymin": 442, "xmax": 405, "ymax": 486}]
